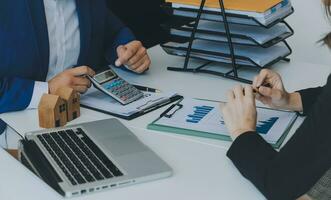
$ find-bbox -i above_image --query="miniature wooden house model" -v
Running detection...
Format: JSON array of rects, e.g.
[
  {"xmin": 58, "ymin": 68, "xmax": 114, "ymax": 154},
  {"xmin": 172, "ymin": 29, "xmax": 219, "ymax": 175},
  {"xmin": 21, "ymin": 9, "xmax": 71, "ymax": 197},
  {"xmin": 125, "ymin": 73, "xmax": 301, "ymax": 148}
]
[
  {"xmin": 38, "ymin": 94, "xmax": 67, "ymax": 128},
  {"xmin": 55, "ymin": 87, "xmax": 80, "ymax": 122}
]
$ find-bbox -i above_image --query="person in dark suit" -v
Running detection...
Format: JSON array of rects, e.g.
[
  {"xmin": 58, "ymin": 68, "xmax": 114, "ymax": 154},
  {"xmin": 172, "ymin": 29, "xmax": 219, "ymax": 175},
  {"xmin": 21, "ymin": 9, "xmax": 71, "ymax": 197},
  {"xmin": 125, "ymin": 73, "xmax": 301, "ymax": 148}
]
[
  {"xmin": 220, "ymin": 1, "xmax": 331, "ymax": 199},
  {"xmin": 0, "ymin": 0, "xmax": 151, "ymax": 133},
  {"xmin": 106, "ymin": 0, "xmax": 190, "ymax": 48}
]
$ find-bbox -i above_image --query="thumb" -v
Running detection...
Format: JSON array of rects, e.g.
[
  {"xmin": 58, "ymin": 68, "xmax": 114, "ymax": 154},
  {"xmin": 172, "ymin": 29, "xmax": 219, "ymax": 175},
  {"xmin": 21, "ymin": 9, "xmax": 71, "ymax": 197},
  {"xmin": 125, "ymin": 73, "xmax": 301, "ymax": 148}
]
[
  {"xmin": 115, "ymin": 45, "xmax": 126, "ymax": 67},
  {"xmin": 259, "ymin": 86, "xmax": 282, "ymax": 100}
]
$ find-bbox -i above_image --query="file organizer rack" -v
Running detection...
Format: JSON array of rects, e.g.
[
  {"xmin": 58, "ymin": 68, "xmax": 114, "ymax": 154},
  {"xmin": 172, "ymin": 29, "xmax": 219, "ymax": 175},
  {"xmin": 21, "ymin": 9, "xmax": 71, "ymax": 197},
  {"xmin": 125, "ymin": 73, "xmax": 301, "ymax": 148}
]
[
  {"xmin": 164, "ymin": 21, "xmax": 294, "ymax": 48},
  {"xmin": 161, "ymin": 0, "xmax": 294, "ymax": 83}
]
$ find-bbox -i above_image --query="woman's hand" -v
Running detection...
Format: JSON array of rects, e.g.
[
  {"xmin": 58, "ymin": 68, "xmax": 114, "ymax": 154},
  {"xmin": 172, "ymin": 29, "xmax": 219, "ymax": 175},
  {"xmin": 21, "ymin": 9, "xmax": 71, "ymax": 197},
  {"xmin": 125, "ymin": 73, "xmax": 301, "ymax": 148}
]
[
  {"xmin": 221, "ymin": 85, "xmax": 257, "ymax": 140},
  {"xmin": 115, "ymin": 40, "xmax": 151, "ymax": 74},
  {"xmin": 253, "ymin": 69, "xmax": 303, "ymax": 112}
]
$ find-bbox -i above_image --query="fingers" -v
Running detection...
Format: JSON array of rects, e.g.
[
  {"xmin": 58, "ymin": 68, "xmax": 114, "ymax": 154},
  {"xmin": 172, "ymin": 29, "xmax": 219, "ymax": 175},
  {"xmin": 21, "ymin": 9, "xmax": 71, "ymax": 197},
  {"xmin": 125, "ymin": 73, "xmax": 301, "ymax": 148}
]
[
  {"xmin": 226, "ymin": 90, "xmax": 235, "ymax": 101},
  {"xmin": 73, "ymin": 85, "xmax": 89, "ymax": 94},
  {"xmin": 127, "ymin": 46, "xmax": 147, "ymax": 66},
  {"xmin": 130, "ymin": 55, "xmax": 151, "ymax": 73},
  {"xmin": 115, "ymin": 41, "xmax": 142, "ymax": 67},
  {"xmin": 258, "ymin": 86, "xmax": 282, "ymax": 100},
  {"xmin": 72, "ymin": 77, "xmax": 91, "ymax": 94},
  {"xmin": 258, "ymin": 86, "xmax": 272, "ymax": 97},
  {"xmin": 252, "ymin": 69, "xmax": 272, "ymax": 89},
  {"xmin": 219, "ymin": 102, "xmax": 226, "ymax": 114},
  {"xmin": 256, "ymin": 94, "xmax": 271, "ymax": 105},
  {"xmin": 244, "ymin": 85, "xmax": 254, "ymax": 99},
  {"xmin": 72, "ymin": 77, "xmax": 91, "ymax": 88},
  {"xmin": 129, "ymin": 54, "xmax": 146, "ymax": 71},
  {"xmin": 229, "ymin": 85, "xmax": 254, "ymax": 100},
  {"xmin": 115, "ymin": 45, "xmax": 128, "ymax": 66},
  {"xmin": 68, "ymin": 66, "xmax": 95, "ymax": 77},
  {"xmin": 233, "ymin": 85, "xmax": 244, "ymax": 99}
]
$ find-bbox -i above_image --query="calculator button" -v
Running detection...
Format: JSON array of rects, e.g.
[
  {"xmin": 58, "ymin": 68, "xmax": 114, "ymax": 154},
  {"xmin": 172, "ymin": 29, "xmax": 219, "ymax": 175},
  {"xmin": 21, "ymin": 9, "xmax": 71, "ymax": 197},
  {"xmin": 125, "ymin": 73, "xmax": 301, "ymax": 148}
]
[{"xmin": 135, "ymin": 91, "xmax": 141, "ymax": 95}]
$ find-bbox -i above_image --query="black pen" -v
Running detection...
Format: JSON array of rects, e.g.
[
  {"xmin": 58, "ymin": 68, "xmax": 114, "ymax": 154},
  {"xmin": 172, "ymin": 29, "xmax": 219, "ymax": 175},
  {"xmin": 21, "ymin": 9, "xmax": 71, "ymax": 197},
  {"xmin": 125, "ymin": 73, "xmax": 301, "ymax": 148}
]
[{"xmin": 134, "ymin": 85, "xmax": 161, "ymax": 93}]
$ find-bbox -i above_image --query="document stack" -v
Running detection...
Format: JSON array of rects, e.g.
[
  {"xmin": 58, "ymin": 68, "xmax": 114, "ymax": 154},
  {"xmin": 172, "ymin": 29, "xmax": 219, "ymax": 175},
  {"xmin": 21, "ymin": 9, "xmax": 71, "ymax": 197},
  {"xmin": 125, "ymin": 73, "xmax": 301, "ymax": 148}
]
[{"xmin": 161, "ymin": 0, "xmax": 294, "ymax": 83}]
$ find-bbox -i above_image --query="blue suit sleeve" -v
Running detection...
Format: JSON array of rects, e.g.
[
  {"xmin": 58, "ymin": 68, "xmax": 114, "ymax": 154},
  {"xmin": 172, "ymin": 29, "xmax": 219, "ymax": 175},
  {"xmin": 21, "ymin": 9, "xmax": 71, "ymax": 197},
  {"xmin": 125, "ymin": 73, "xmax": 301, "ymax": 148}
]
[
  {"xmin": 0, "ymin": 77, "xmax": 34, "ymax": 114},
  {"xmin": 0, "ymin": 77, "xmax": 34, "ymax": 134},
  {"xmin": 103, "ymin": 9, "xmax": 135, "ymax": 65}
]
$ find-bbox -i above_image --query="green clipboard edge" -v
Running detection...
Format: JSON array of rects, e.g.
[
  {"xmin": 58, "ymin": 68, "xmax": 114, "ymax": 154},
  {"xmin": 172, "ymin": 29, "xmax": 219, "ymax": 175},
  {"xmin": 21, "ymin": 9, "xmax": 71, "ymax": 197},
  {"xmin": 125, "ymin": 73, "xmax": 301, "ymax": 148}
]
[{"xmin": 147, "ymin": 99, "xmax": 299, "ymax": 149}]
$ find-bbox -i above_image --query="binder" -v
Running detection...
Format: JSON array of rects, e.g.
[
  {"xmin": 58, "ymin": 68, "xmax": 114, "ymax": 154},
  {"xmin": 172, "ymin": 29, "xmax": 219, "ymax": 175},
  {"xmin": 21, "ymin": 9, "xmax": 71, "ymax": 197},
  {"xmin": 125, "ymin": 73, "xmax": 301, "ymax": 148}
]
[
  {"xmin": 80, "ymin": 88, "xmax": 183, "ymax": 120},
  {"xmin": 163, "ymin": 1, "xmax": 293, "ymax": 27},
  {"xmin": 166, "ymin": 0, "xmax": 283, "ymax": 13},
  {"xmin": 147, "ymin": 98, "xmax": 298, "ymax": 149}
]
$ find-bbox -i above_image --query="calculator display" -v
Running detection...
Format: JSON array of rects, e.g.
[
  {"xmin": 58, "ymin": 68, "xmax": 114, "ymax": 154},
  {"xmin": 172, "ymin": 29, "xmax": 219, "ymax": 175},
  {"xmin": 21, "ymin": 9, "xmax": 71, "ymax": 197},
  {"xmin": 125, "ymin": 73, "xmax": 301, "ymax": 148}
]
[{"xmin": 94, "ymin": 70, "xmax": 116, "ymax": 84}]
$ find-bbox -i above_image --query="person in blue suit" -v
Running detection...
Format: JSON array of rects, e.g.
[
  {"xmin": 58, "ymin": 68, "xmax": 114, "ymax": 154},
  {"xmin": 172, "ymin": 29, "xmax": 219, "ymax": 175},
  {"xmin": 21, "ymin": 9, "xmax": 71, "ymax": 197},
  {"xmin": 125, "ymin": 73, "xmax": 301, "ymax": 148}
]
[{"xmin": 0, "ymin": 0, "xmax": 151, "ymax": 133}]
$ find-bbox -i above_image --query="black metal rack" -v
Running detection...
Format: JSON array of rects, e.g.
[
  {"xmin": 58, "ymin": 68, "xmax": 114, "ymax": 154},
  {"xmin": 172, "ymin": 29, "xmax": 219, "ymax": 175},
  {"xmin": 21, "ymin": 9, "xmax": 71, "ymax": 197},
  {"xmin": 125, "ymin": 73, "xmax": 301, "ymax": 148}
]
[{"xmin": 161, "ymin": 0, "xmax": 294, "ymax": 84}]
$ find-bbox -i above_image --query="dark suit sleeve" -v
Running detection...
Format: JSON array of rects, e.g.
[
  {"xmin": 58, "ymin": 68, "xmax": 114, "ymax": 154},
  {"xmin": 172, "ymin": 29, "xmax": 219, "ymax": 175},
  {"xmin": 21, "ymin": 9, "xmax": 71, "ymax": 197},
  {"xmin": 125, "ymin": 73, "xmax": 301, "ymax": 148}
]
[
  {"xmin": 297, "ymin": 87, "xmax": 324, "ymax": 115},
  {"xmin": 103, "ymin": 8, "xmax": 135, "ymax": 65},
  {"xmin": 227, "ymin": 75, "xmax": 331, "ymax": 200}
]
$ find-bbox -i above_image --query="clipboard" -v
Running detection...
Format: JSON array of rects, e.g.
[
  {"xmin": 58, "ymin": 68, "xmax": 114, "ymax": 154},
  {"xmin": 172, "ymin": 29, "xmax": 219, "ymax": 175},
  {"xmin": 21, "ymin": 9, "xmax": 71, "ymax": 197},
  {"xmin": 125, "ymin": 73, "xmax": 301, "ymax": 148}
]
[
  {"xmin": 147, "ymin": 98, "xmax": 298, "ymax": 149},
  {"xmin": 80, "ymin": 87, "xmax": 183, "ymax": 120}
]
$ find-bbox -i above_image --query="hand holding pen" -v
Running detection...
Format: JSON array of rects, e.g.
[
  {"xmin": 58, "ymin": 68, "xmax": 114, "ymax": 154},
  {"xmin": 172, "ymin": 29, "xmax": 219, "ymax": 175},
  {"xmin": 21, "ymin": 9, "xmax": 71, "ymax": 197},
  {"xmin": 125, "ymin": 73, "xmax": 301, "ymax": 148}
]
[
  {"xmin": 252, "ymin": 69, "xmax": 303, "ymax": 111},
  {"xmin": 48, "ymin": 66, "xmax": 95, "ymax": 95}
]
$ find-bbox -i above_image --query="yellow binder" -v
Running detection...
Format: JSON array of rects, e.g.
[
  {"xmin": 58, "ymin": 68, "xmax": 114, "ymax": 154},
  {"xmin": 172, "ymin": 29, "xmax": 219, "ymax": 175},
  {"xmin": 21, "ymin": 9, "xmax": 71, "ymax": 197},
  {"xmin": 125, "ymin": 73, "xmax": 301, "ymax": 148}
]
[{"xmin": 166, "ymin": 0, "xmax": 283, "ymax": 13}]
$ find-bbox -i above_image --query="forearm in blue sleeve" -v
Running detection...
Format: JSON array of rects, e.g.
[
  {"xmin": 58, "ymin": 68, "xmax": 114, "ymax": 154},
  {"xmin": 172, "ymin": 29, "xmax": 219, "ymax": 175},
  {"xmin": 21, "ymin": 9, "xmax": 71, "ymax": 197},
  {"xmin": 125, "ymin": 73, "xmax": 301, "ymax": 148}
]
[
  {"xmin": 106, "ymin": 27, "xmax": 135, "ymax": 64},
  {"xmin": 0, "ymin": 77, "xmax": 34, "ymax": 113}
]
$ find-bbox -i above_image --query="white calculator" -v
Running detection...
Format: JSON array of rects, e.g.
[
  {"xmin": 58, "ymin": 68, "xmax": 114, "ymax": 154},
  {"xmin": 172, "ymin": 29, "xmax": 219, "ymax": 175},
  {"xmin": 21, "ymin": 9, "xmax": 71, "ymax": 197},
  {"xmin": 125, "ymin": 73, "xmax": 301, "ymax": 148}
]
[{"xmin": 88, "ymin": 68, "xmax": 144, "ymax": 105}]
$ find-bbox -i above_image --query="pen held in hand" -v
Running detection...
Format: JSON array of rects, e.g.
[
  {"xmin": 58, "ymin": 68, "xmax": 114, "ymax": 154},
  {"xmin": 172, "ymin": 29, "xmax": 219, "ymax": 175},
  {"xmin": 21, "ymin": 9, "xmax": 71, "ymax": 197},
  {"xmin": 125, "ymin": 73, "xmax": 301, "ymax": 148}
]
[{"xmin": 253, "ymin": 83, "xmax": 272, "ymax": 95}]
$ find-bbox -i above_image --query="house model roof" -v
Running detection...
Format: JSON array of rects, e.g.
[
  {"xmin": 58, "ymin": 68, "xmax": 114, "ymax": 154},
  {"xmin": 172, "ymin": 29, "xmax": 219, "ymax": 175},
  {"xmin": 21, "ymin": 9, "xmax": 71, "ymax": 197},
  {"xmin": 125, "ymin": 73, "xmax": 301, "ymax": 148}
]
[
  {"xmin": 38, "ymin": 94, "xmax": 61, "ymax": 109},
  {"xmin": 55, "ymin": 87, "xmax": 75, "ymax": 100}
]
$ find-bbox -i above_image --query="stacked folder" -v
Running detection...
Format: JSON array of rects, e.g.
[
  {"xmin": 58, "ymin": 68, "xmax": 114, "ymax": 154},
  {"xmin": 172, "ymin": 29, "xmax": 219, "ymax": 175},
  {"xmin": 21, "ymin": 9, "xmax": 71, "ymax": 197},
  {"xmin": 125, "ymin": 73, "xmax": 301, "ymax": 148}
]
[
  {"xmin": 167, "ymin": 0, "xmax": 293, "ymax": 26},
  {"xmin": 161, "ymin": 0, "xmax": 294, "ymax": 69},
  {"xmin": 166, "ymin": 0, "xmax": 284, "ymax": 13},
  {"xmin": 162, "ymin": 40, "xmax": 291, "ymax": 67},
  {"xmin": 169, "ymin": 20, "xmax": 293, "ymax": 47}
]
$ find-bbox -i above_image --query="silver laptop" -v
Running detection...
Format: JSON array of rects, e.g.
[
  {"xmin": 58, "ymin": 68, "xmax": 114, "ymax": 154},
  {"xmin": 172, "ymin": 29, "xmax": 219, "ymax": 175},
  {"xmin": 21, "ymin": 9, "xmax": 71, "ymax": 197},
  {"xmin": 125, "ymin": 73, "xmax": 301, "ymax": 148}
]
[{"xmin": 18, "ymin": 118, "xmax": 172, "ymax": 197}]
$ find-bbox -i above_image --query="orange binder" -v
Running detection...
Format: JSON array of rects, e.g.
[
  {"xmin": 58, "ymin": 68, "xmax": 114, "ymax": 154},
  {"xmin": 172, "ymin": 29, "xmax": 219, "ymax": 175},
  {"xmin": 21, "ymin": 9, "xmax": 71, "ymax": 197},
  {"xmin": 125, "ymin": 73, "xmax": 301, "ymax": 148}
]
[{"xmin": 166, "ymin": 0, "xmax": 283, "ymax": 13}]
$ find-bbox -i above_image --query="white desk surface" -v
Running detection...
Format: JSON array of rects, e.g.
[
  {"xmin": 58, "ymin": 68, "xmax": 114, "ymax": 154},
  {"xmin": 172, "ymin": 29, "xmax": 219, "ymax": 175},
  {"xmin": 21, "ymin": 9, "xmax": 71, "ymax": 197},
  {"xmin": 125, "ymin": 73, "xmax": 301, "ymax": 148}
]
[
  {"xmin": 1, "ymin": 45, "xmax": 330, "ymax": 200},
  {"xmin": 1, "ymin": 0, "xmax": 331, "ymax": 199}
]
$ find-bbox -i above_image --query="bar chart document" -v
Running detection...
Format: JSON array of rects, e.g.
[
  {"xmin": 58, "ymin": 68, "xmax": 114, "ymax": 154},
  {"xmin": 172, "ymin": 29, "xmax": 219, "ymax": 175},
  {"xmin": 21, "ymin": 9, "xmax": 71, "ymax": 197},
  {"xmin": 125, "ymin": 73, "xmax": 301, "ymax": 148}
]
[{"xmin": 148, "ymin": 98, "xmax": 298, "ymax": 148}]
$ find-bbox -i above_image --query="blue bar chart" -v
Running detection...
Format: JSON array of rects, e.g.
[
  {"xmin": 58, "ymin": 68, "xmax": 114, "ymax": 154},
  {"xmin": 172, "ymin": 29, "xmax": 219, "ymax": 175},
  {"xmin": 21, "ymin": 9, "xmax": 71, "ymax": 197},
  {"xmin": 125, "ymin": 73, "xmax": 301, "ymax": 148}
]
[
  {"xmin": 186, "ymin": 105, "xmax": 214, "ymax": 123},
  {"xmin": 256, "ymin": 117, "xmax": 279, "ymax": 134},
  {"xmin": 155, "ymin": 98, "xmax": 297, "ymax": 147},
  {"xmin": 219, "ymin": 117, "xmax": 279, "ymax": 135}
]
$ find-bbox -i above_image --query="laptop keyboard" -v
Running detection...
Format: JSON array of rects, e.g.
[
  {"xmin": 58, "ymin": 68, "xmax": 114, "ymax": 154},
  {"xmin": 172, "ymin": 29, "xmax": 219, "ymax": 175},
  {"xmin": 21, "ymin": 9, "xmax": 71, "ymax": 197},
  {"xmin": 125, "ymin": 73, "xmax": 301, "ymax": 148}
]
[{"xmin": 37, "ymin": 128, "xmax": 123, "ymax": 186}]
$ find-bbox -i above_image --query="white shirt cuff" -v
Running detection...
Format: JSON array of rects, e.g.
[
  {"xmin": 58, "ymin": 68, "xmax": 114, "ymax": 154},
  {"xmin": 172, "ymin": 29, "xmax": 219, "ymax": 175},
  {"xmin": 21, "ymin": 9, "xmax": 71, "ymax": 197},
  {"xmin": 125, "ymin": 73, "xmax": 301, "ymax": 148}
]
[{"xmin": 27, "ymin": 81, "xmax": 49, "ymax": 109}]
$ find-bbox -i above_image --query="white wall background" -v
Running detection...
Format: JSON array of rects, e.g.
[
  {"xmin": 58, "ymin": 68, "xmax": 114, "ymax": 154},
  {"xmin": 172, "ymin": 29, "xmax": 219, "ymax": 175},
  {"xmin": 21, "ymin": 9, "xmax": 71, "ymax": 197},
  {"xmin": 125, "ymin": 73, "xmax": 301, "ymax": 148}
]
[{"xmin": 288, "ymin": 0, "xmax": 331, "ymax": 66}]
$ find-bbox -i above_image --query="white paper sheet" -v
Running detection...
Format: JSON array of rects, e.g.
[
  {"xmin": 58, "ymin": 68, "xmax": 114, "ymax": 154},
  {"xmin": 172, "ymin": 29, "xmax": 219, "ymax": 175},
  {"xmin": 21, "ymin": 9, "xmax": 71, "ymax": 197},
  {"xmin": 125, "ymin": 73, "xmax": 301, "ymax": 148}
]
[
  {"xmin": 172, "ymin": 1, "xmax": 292, "ymax": 26},
  {"xmin": 80, "ymin": 87, "xmax": 177, "ymax": 116},
  {"xmin": 155, "ymin": 98, "xmax": 297, "ymax": 143},
  {"xmin": 171, "ymin": 20, "xmax": 291, "ymax": 45},
  {"xmin": 162, "ymin": 39, "xmax": 290, "ymax": 67}
]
